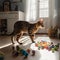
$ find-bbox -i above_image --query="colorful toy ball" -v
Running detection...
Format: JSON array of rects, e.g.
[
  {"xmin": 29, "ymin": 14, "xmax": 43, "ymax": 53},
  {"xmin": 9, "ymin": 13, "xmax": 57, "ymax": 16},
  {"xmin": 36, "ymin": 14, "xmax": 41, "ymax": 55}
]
[
  {"xmin": 35, "ymin": 43, "xmax": 38, "ymax": 47},
  {"xmin": 38, "ymin": 46, "xmax": 40, "ymax": 50},
  {"xmin": 41, "ymin": 46, "xmax": 44, "ymax": 49},
  {"xmin": 31, "ymin": 50, "xmax": 35, "ymax": 56},
  {"xmin": 45, "ymin": 46, "xmax": 48, "ymax": 50},
  {"xmin": 51, "ymin": 48, "xmax": 55, "ymax": 53}
]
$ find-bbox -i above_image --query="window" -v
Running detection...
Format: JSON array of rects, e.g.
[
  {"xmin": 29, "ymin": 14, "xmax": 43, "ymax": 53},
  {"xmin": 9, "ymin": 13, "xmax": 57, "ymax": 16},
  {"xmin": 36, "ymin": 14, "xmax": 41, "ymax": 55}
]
[
  {"xmin": 39, "ymin": 0, "xmax": 49, "ymax": 17},
  {"xmin": 26, "ymin": 0, "xmax": 37, "ymax": 21},
  {"xmin": 25, "ymin": 0, "xmax": 49, "ymax": 21}
]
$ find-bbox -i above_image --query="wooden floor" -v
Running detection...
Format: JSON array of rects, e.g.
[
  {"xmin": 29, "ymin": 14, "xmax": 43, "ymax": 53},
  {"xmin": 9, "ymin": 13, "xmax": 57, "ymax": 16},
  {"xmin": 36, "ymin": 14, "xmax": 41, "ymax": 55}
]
[{"xmin": 0, "ymin": 34, "xmax": 60, "ymax": 60}]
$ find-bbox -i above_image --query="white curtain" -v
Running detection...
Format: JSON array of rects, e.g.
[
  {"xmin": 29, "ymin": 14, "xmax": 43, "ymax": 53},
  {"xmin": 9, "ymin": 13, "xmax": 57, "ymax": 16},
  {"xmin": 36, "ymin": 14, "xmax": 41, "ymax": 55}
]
[
  {"xmin": 25, "ymin": 0, "xmax": 49, "ymax": 22},
  {"xmin": 25, "ymin": 0, "xmax": 38, "ymax": 22}
]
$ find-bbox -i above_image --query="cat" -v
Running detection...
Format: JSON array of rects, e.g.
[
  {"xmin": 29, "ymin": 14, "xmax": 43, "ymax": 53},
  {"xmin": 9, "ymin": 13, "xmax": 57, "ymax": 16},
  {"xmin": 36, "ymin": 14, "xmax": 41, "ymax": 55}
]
[{"xmin": 10, "ymin": 19, "xmax": 44, "ymax": 44}]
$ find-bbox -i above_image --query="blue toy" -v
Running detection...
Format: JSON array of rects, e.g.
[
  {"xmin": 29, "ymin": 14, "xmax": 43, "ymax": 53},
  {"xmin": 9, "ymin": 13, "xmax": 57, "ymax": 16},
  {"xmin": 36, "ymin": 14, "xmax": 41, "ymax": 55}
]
[
  {"xmin": 20, "ymin": 49, "xmax": 28, "ymax": 58},
  {"xmin": 16, "ymin": 45, "xmax": 29, "ymax": 59}
]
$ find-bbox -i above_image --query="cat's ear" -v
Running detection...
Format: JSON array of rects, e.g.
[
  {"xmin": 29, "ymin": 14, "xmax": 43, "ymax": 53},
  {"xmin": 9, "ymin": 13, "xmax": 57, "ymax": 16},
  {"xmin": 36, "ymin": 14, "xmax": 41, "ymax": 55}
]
[{"xmin": 40, "ymin": 19, "xmax": 43, "ymax": 23}]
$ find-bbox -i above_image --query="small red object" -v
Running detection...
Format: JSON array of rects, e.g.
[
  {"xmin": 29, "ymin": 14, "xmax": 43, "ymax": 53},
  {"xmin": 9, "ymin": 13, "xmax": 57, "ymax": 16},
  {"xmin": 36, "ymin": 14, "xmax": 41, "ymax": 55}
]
[
  {"xmin": 45, "ymin": 46, "xmax": 48, "ymax": 50},
  {"xmin": 35, "ymin": 43, "xmax": 38, "ymax": 47},
  {"xmin": 26, "ymin": 49, "xmax": 30, "ymax": 54}
]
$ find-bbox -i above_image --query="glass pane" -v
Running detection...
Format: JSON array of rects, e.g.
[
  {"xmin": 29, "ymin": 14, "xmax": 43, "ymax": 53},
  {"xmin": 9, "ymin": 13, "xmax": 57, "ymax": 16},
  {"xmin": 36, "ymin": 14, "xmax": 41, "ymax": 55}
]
[
  {"xmin": 39, "ymin": 0, "xmax": 49, "ymax": 17},
  {"xmin": 30, "ymin": 0, "xmax": 37, "ymax": 20},
  {"xmin": 39, "ymin": 9, "xmax": 49, "ymax": 17},
  {"xmin": 39, "ymin": 0, "xmax": 49, "ymax": 8}
]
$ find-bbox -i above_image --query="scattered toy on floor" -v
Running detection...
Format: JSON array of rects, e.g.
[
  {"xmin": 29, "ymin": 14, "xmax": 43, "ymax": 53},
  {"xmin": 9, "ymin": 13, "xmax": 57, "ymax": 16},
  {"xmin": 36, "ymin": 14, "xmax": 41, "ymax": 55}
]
[
  {"xmin": 35, "ymin": 41, "xmax": 60, "ymax": 53},
  {"xmin": 26, "ymin": 49, "xmax": 30, "ymax": 54},
  {"xmin": 50, "ymin": 42, "xmax": 54, "ymax": 48},
  {"xmin": 35, "ymin": 41, "xmax": 50, "ymax": 50},
  {"xmin": 12, "ymin": 45, "xmax": 36, "ymax": 58},
  {"xmin": 51, "ymin": 48, "xmax": 55, "ymax": 53},
  {"xmin": 16, "ymin": 45, "xmax": 29, "ymax": 59},
  {"xmin": 54, "ymin": 43, "xmax": 59, "ymax": 51},
  {"xmin": 31, "ymin": 50, "xmax": 35, "ymax": 56},
  {"xmin": 38, "ymin": 46, "xmax": 40, "ymax": 50}
]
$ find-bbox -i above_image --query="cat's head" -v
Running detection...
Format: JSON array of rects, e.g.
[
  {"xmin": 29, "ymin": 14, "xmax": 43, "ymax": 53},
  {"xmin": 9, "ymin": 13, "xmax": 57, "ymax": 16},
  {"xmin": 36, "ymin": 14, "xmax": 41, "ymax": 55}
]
[{"xmin": 37, "ymin": 19, "xmax": 44, "ymax": 29}]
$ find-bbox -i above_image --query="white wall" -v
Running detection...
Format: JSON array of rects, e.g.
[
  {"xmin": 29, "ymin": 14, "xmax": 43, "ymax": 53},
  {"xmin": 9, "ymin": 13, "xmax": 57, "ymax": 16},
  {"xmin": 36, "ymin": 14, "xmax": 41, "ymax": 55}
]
[
  {"xmin": 52, "ymin": 0, "xmax": 58, "ymax": 28},
  {"xmin": 7, "ymin": 11, "xmax": 24, "ymax": 34},
  {"xmin": 0, "ymin": 11, "xmax": 24, "ymax": 34},
  {"xmin": 57, "ymin": 0, "xmax": 60, "ymax": 28}
]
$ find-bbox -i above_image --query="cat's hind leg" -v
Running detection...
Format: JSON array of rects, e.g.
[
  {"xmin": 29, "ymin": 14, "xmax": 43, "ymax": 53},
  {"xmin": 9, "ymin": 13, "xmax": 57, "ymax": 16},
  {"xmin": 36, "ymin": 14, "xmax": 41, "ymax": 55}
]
[{"xmin": 16, "ymin": 32, "xmax": 23, "ymax": 45}]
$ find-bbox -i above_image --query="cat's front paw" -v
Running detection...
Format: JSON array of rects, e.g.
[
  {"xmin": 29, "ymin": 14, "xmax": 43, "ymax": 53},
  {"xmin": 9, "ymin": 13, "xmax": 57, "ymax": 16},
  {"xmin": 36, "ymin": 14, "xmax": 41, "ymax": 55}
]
[
  {"xmin": 19, "ymin": 43, "xmax": 23, "ymax": 45},
  {"xmin": 32, "ymin": 41, "xmax": 35, "ymax": 43}
]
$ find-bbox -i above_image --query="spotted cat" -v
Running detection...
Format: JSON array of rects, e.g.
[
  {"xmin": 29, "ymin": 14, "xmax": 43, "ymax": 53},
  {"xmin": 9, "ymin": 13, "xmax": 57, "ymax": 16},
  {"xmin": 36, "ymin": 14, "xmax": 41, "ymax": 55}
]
[{"xmin": 11, "ymin": 19, "xmax": 44, "ymax": 44}]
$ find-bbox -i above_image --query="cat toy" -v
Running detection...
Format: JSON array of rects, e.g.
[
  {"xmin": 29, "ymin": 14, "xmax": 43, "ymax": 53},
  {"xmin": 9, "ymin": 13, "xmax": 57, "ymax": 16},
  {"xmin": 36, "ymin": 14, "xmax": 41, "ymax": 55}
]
[
  {"xmin": 35, "ymin": 41, "xmax": 60, "ymax": 53},
  {"xmin": 35, "ymin": 41, "xmax": 49, "ymax": 50},
  {"xmin": 51, "ymin": 43, "xmax": 59, "ymax": 53},
  {"xmin": 26, "ymin": 49, "xmax": 30, "ymax": 54},
  {"xmin": 26, "ymin": 49, "xmax": 35, "ymax": 56},
  {"xmin": 31, "ymin": 50, "xmax": 35, "ymax": 56},
  {"xmin": 12, "ymin": 45, "xmax": 36, "ymax": 58},
  {"xmin": 16, "ymin": 45, "xmax": 29, "ymax": 59}
]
